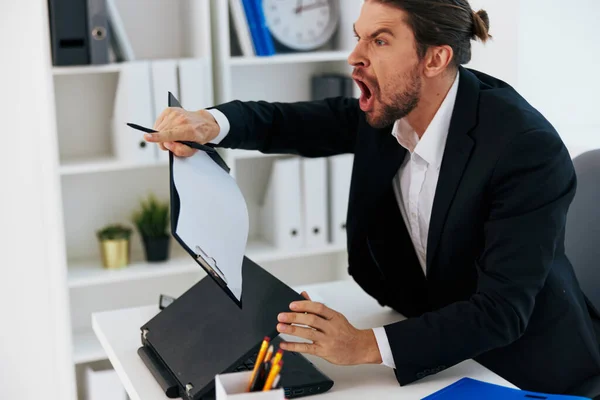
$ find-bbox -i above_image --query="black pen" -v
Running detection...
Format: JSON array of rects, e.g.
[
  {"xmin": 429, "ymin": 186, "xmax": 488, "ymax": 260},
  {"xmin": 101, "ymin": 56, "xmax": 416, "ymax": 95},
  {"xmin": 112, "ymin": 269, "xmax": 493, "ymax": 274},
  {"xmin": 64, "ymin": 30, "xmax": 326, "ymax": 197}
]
[{"xmin": 126, "ymin": 122, "xmax": 217, "ymax": 153}]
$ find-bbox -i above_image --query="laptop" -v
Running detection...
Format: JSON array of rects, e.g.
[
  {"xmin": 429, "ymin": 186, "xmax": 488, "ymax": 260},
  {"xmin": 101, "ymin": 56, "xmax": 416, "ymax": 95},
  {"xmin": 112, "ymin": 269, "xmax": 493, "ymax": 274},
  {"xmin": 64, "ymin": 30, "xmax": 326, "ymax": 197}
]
[{"xmin": 135, "ymin": 93, "xmax": 334, "ymax": 400}]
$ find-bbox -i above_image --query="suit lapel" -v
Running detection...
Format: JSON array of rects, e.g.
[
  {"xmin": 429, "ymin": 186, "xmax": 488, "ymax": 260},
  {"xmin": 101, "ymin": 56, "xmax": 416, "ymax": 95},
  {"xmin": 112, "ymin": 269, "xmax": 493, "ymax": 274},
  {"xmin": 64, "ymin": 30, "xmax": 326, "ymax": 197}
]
[
  {"xmin": 352, "ymin": 125, "xmax": 407, "ymax": 235},
  {"xmin": 367, "ymin": 129, "xmax": 407, "ymax": 213},
  {"xmin": 426, "ymin": 67, "xmax": 480, "ymax": 274}
]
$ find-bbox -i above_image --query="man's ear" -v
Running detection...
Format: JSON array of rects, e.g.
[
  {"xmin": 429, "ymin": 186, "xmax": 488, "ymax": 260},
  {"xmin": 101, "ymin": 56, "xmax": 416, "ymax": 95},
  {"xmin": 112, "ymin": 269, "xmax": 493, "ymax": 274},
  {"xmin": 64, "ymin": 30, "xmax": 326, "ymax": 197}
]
[{"xmin": 423, "ymin": 45, "xmax": 453, "ymax": 78}]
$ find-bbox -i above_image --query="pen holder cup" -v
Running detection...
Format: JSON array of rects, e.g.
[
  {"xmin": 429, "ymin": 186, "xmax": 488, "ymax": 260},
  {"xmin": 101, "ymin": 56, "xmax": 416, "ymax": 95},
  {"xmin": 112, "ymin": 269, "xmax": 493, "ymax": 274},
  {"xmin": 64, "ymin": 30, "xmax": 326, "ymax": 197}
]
[{"xmin": 215, "ymin": 371, "xmax": 285, "ymax": 400}]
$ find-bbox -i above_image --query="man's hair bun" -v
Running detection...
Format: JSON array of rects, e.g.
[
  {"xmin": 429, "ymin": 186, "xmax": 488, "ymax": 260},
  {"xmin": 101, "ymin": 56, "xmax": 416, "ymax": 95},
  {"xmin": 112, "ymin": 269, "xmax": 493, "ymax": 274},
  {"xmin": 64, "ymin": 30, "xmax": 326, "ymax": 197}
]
[{"xmin": 473, "ymin": 9, "xmax": 491, "ymax": 42}]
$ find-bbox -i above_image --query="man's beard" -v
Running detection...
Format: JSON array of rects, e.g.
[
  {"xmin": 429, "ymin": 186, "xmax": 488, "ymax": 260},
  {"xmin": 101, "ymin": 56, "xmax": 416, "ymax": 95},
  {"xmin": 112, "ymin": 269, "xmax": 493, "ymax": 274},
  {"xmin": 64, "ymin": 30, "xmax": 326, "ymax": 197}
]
[{"xmin": 366, "ymin": 67, "xmax": 422, "ymax": 129}]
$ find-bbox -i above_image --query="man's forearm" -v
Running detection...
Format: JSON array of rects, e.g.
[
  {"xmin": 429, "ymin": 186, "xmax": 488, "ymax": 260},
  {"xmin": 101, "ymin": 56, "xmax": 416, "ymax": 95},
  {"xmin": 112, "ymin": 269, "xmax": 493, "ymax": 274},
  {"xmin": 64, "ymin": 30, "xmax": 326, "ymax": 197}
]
[{"xmin": 210, "ymin": 98, "xmax": 360, "ymax": 157}]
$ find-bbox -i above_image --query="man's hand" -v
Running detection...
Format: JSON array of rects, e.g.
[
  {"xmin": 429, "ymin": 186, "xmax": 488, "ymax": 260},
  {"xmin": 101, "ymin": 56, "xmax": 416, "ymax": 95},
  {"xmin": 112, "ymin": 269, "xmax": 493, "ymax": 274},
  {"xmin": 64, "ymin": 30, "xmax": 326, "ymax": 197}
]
[
  {"xmin": 143, "ymin": 108, "xmax": 220, "ymax": 157},
  {"xmin": 276, "ymin": 291, "xmax": 383, "ymax": 366}
]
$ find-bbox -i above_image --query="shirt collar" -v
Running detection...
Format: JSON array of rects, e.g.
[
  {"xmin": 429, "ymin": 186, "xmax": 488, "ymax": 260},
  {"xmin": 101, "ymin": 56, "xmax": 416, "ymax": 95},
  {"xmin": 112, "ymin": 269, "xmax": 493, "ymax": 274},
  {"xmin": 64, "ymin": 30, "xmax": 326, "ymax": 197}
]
[{"xmin": 392, "ymin": 71, "xmax": 460, "ymax": 169}]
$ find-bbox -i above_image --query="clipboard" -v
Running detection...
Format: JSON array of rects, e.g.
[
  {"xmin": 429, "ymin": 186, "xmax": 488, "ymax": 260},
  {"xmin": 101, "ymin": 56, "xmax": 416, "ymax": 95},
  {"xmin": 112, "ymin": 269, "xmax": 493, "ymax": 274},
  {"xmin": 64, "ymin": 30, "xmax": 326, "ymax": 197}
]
[{"xmin": 128, "ymin": 92, "xmax": 246, "ymax": 307}]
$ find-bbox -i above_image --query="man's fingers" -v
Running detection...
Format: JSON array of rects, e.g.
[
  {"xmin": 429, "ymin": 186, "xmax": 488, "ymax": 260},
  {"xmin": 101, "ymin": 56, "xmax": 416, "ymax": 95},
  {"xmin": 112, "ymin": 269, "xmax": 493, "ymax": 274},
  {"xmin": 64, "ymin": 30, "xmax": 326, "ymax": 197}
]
[
  {"xmin": 279, "ymin": 341, "xmax": 317, "ymax": 355},
  {"xmin": 278, "ymin": 312, "xmax": 327, "ymax": 332},
  {"xmin": 166, "ymin": 142, "xmax": 197, "ymax": 158},
  {"xmin": 301, "ymin": 291, "xmax": 311, "ymax": 300},
  {"xmin": 153, "ymin": 107, "xmax": 180, "ymax": 131},
  {"xmin": 145, "ymin": 125, "xmax": 195, "ymax": 144},
  {"xmin": 153, "ymin": 110, "xmax": 168, "ymax": 131},
  {"xmin": 277, "ymin": 323, "xmax": 323, "ymax": 342},
  {"xmin": 289, "ymin": 301, "xmax": 336, "ymax": 320}
]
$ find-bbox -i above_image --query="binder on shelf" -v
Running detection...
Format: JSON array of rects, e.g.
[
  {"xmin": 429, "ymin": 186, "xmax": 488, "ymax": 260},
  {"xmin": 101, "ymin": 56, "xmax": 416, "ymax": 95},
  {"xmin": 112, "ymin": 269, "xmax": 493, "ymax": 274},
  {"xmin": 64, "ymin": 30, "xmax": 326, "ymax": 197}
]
[
  {"xmin": 48, "ymin": 0, "xmax": 90, "ymax": 66},
  {"xmin": 260, "ymin": 158, "xmax": 304, "ymax": 250},
  {"xmin": 301, "ymin": 158, "xmax": 329, "ymax": 248},
  {"xmin": 312, "ymin": 74, "xmax": 354, "ymax": 100},
  {"xmin": 111, "ymin": 61, "xmax": 155, "ymax": 163},
  {"xmin": 106, "ymin": 0, "xmax": 136, "ymax": 62},
  {"xmin": 178, "ymin": 58, "xmax": 211, "ymax": 112},
  {"xmin": 150, "ymin": 60, "xmax": 179, "ymax": 162},
  {"xmin": 328, "ymin": 154, "xmax": 354, "ymax": 246},
  {"xmin": 344, "ymin": 76, "xmax": 359, "ymax": 98},
  {"xmin": 241, "ymin": 0, "xmax": 265, "ymax": 56},
  {"xmin": 251, "ymin": 0, "xmax": 276, "ymax": 56},
  {"xmin": 229, "ymin": 0, "xmax": 255, "ymax": 57},
  {"xmin": 86, "ymin": 0, "xmax": 109, "ymax": 64}
]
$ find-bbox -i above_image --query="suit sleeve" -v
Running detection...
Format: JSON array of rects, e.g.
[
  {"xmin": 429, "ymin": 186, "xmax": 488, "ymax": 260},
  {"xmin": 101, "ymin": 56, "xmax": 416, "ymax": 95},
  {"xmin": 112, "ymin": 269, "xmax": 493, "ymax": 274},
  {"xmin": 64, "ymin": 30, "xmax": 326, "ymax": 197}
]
[
  {"xmin": 209, "ymin": 97, "xmax": 360, "ymax": 157},
  {"xmin": 384, "ymin": 129, "xmax": 577, "ymax": 385}
]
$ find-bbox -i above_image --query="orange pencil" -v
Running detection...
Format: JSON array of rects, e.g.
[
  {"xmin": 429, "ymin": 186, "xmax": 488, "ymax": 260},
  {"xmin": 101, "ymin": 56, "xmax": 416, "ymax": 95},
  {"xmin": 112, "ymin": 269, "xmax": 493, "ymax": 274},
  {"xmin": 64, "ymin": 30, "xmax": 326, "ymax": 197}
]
[
  {"xmin": 262, "ymin": 360, "xmax": 283, "ymax": 391},
  {"xmin": 264, "ymin": 345, "xmax": 274, "ymax": 363},
  {"xmin": 247, "ymin": 337, "xmax": 270, "ymax": 392},
  {"xmin": 271, "ymin": 348, "xmax": 284, "ymax": 367}
]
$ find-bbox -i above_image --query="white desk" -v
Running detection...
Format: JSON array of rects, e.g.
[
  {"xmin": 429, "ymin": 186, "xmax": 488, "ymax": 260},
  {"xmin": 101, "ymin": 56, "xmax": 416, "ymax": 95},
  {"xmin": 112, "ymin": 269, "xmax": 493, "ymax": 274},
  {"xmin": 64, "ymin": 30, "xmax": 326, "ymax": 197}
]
[{"xmin": 93, "ymin": 279, "xmax": 516, "ymax": 400}]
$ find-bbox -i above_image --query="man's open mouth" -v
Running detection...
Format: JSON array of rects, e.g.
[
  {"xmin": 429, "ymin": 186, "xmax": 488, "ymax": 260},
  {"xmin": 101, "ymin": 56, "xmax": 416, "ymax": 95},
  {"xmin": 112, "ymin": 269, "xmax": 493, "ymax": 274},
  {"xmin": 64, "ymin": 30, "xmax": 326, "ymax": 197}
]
[{"xmin": 355, "ymin": 78, "xmax": 375, "ymax": 112}]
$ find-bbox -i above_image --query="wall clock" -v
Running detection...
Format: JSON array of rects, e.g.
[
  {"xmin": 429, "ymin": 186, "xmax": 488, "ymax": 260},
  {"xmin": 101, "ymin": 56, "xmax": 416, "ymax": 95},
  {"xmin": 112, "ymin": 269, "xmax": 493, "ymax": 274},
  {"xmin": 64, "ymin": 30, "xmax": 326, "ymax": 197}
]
[{"xmin": 262, "ymin": 0, "xmax": 340, "ymax": 51}]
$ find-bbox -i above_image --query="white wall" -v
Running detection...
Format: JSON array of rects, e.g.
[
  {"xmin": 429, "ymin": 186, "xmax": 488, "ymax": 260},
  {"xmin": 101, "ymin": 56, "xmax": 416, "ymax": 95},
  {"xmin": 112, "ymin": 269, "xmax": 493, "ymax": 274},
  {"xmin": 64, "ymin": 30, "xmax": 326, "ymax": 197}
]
[
  {"xmin": 0, "ymin": 1, "xmax": 75, "ymax": 400},
  {"xmin": 464, "ymin": 0, "xmax": 600, "ymax": 156},
  {"xmin": 517, "ymin": 0, "xmax": 600, "ymax": 154},
  {"xmin": 467, "ymin": 0, "xmax": 520, "ymax": 86}
]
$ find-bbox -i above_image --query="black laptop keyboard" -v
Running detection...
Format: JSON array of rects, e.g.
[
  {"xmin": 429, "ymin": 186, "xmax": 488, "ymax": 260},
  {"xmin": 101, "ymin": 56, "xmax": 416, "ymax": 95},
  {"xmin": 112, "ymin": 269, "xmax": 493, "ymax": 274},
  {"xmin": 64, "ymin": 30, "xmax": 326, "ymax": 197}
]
[{"xmin": 233, "ymin": 352, "xmax": 259, "ymax": 372}]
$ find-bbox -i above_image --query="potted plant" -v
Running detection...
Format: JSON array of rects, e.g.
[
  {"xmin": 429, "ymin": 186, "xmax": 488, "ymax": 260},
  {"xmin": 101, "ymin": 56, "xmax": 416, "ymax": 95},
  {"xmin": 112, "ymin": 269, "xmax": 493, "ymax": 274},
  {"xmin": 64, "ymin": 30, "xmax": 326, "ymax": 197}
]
[
  {"xmin": 96, "ymin": 224, "xmax": 132, "ymax": 269},
  {"xmin": 132, "ymin": 193, "xmax": 170, "ymax": 262}
]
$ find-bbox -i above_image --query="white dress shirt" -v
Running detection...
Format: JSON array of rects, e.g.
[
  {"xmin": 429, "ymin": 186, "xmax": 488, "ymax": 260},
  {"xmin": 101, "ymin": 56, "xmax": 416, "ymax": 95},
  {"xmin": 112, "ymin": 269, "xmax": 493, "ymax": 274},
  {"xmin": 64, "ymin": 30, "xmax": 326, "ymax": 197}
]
[
  {"xmin": 371, "ymin": 72, "xmax": 460, "ymax": 369},
  {"xmin": 205, "ymin": 72, "xmax": 459, "ymax": 370}
]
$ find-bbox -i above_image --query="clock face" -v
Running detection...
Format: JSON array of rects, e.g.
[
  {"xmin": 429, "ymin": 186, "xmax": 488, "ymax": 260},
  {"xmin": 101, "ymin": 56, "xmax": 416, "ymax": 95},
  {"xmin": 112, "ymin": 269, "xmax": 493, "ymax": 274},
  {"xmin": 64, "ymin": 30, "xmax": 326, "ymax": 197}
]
[{"xmin": 263, "ymin": 0, "xmax": 339, "ymax": 51}]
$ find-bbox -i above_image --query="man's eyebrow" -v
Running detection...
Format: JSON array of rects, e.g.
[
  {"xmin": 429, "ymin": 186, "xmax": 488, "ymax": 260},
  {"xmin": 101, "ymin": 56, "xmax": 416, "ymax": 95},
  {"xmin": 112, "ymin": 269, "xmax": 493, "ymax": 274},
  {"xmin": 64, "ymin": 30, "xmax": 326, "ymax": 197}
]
[{"xmin": 353, "ymin": 24, "xmax": 395, "ymax": 39}]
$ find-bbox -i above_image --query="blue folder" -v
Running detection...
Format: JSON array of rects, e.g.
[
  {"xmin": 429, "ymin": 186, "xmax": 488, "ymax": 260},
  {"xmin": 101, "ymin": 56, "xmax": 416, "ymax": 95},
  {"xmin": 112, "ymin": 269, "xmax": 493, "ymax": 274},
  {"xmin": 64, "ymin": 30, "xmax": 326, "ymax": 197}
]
[
  {"xmin": 241, "ymin": 0, "xmax": 265, "ymax": 56},
  {"xmin": 251, "ymin": 0, "xmax": 275, "ymax": 55},
  {"xmin": 422, "ymin": 378, "xmax": 591, "ymax": 400}
]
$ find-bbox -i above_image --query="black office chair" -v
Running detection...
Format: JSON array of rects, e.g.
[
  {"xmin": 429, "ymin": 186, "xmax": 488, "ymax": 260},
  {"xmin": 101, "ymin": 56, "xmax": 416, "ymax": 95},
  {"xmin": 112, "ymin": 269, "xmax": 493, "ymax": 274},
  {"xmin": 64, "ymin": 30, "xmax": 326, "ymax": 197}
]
[{"xmin": 565, "ymin": 149, "xmax": 600, "ymax": 400}]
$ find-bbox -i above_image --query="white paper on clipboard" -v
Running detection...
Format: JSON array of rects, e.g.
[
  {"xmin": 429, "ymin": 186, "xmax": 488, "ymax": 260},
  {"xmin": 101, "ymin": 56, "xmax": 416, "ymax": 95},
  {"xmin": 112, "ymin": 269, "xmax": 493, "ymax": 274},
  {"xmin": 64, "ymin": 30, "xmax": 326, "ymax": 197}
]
[{"xmin": 172, "ymin": 150, "xmax": 248, "ymax": 303}]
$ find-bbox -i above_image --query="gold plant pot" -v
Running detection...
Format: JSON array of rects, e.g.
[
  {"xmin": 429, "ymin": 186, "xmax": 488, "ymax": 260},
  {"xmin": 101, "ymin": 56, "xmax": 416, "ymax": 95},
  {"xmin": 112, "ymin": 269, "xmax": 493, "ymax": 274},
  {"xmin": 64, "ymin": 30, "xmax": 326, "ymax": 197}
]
[{"xmin": 99, "ymin": 239, "xmax": 130, "ymax": 269}]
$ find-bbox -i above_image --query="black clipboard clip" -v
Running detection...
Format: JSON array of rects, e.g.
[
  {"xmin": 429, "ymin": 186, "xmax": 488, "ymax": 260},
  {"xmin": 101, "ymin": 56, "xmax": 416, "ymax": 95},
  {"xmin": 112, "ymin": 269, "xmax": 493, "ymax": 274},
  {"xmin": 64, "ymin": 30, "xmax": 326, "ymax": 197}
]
[
  {"xmin": 126, "ymin": 122, "xmax": 230, "ymax": 174},
  {"xmin": 194, "ymin": 245, "xmax": 228, "ymax": 288}
]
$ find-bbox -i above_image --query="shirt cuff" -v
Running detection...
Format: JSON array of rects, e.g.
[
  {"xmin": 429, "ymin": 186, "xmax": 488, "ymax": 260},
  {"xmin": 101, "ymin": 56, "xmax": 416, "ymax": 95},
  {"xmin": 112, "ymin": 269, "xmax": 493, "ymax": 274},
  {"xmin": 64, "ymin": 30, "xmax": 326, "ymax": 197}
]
[
  {"xmin": 205, "ymin": 108, "xmax": 230, "ymax": 145},
  {"xmin": 372, "ymin": 327, "xmax": 396, "ymax": 369}
]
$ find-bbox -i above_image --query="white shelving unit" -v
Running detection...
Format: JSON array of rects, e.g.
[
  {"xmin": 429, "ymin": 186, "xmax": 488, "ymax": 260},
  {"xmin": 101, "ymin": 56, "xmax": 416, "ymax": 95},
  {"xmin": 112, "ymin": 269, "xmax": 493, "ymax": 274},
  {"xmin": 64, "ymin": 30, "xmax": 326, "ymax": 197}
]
[
  {"xmin": 67, "ymin": 241, "xmax": 346, "ymax": 290},
  {"xmin": 211, "ymin": 0, "xmax": 361, "ymax": 105},
  {"xmin": 53, "ymin": 63, "xmax": 123, "ymax": 76},
  {"xmin": 228, "ymin": 50, "xmax": 351, "ymax": 66},
  {"xmin": 207, "ymin": 1, "xmax": 361, "ymax": 287},
  {"xmin": 73, "ymin": 329, "xmax": 108, "ymax": 365},
  {"xmin": 59, "ymin": 156, "xmax": 168, "ymax": 176},
  {"xmin": 47, "ymin": 1, "xmax": 216, "ymax": 398},
  {"xmin": 43, "ymin": 0, "xmax": 362, "ymax": 398}
]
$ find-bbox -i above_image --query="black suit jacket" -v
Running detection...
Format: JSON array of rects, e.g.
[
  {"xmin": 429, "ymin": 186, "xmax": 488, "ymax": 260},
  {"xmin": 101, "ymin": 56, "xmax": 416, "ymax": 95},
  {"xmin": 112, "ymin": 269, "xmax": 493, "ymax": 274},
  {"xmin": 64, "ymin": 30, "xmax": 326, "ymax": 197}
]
[{"xmin": 212, "ymin": 67, "xmax": 600, "ymax": 394}]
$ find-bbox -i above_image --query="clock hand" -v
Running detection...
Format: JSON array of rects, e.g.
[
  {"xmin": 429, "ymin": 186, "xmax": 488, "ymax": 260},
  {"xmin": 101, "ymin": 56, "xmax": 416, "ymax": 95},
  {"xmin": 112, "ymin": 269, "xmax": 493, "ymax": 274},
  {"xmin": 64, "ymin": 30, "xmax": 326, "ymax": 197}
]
[
  {"xmin": 296, "ymin": 0, "xmax": 303, "ymax": 14},
  {"xmin": 295, "ymin": 1, "xmax": 328, "ymax": 14}
]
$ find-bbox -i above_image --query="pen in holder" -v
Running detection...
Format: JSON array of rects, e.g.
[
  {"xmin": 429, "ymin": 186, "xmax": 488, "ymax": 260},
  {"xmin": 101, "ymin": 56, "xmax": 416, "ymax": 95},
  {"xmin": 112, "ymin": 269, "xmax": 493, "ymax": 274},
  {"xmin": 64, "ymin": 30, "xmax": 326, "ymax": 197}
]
[{"xmin": 215, "ymin": 371, "xmax": 284, "ymax": 400}]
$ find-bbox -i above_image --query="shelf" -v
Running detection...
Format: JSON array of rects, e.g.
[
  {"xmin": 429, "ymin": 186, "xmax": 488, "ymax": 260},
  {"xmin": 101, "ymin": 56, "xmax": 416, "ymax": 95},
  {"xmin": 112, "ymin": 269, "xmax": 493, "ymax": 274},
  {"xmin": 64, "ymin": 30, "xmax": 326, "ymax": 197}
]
[
  {"xmin": 68, "ymin": 241, "xmax": 346, "ymax": 289},
  {"xmin": 225, "ymin": 149, "xmax": 284, "ymax": 161},
  {"xmin": 229, "ymin": 50, "xmax": 350, "ymax": 66},
  {"xmin": 53, "ymin": 63, "xmax": 123, "ymax": 76},
  {"xmin": 247, "ymin": 241, "xmax": 346, "ymax": 264},
  {"xmin": 60, "ymin": 156, "xmax": 167, "ymax": 176},
  {"xmin": 68, "ymin": 257, "xmax": 199, "ymax": 289},
  {"xmin": 73, "ymin": 329, "xmax": 106, "ymax": 364}
]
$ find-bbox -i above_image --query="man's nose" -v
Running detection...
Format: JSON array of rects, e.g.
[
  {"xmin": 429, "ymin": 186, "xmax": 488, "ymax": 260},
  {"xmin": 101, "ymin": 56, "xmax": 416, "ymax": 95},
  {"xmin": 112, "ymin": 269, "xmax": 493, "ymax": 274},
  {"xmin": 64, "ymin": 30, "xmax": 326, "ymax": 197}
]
[{"xmin": 348, "ymin": 41, "xmax": 369, "ymax": 69}]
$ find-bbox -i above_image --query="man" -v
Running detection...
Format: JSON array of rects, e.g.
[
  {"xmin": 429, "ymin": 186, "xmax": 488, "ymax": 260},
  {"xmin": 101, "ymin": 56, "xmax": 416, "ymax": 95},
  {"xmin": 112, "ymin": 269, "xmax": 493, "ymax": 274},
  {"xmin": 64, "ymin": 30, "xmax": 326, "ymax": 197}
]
[{"xmin": 144, "ymin": 0, "xmax": 600, "ymax": 395}]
